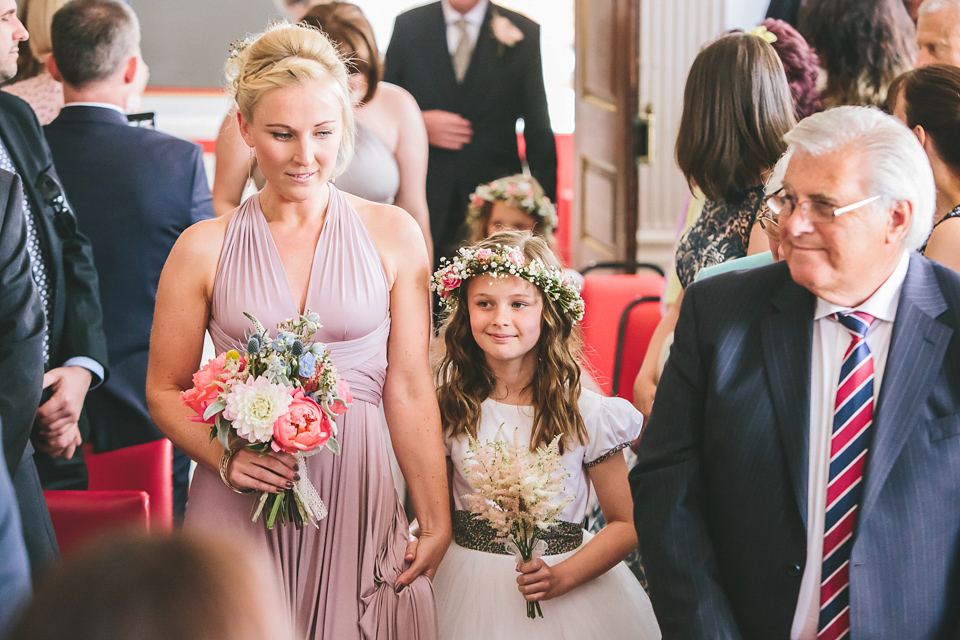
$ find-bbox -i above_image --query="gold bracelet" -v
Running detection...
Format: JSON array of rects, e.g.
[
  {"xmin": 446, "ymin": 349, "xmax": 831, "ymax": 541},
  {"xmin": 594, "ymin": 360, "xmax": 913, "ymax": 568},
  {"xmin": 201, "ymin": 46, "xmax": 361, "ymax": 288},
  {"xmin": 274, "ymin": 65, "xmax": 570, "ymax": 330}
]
[{"xmin": 219, "ymin": 443, "xmax": 255, "ymax": 494}]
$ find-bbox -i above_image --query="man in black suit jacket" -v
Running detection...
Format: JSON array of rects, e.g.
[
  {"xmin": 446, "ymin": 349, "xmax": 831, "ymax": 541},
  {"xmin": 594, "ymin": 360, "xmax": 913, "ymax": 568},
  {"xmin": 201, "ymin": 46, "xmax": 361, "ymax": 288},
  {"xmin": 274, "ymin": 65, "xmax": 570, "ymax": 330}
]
[
  {"xmin": 384, "ymin": 0, "xmax": 557, "ymax": 263},
  {"xmin": 44, "ymin": 0, "xmax": 214, "ymax": 519},
  {"xmin": 0, "ymin": 168, "xmax": 54, "ymax": 572},
  {"xmin": 0, "ymin": 0, "xmax": 106, "ymax": 564},
  {"xmin": 631, "ymin": 107, "xmax": 960, "ymax": 639}
]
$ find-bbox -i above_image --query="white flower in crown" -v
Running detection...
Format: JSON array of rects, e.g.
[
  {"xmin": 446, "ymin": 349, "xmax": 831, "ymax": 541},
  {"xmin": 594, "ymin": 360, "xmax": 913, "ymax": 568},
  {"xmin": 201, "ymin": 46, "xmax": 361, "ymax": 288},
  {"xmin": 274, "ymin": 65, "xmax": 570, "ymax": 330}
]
[{"xmin": 491, "ymin": 13, "xmax": 524, "ymax": 48}]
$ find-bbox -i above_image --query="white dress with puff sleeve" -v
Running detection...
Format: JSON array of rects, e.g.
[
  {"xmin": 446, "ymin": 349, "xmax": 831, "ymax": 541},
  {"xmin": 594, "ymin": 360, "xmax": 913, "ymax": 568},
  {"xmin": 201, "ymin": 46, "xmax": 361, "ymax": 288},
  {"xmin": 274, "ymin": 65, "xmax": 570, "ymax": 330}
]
[{"xmin": 432, "ymin": 389, "xmax": 661, "ymax": 640}]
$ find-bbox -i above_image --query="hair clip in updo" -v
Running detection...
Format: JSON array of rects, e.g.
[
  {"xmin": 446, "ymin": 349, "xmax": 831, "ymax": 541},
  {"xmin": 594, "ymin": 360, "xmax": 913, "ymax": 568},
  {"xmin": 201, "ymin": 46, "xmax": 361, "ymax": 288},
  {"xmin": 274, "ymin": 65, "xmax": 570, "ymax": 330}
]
[
  {"xmin": 746, "ymin": 25, "xmax": 777, "ymax": 44},
  {"xmin": 228, "ymin": 36, "xmax": 255, "ymax": 61}
]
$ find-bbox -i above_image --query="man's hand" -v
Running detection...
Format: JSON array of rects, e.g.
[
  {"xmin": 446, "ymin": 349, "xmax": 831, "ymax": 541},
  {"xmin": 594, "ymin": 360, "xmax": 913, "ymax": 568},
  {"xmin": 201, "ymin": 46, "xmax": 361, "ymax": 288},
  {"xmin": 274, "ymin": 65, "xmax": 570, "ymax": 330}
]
[
  {"xmin": 34, "ymin": 366, "xmax": 93, "ymax": 459},
  {"xmin": 422, "ymin": 110, "xmax": 473, "ymax": 150}
]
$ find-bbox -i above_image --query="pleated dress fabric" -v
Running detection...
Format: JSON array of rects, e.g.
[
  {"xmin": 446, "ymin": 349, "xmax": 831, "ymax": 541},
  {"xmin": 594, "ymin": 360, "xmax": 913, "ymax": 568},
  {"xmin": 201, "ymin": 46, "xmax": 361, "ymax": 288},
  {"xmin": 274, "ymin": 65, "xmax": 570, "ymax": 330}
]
[{"xmin": 184, "ymin": 185, "xmax": 438, "ymax": 639}]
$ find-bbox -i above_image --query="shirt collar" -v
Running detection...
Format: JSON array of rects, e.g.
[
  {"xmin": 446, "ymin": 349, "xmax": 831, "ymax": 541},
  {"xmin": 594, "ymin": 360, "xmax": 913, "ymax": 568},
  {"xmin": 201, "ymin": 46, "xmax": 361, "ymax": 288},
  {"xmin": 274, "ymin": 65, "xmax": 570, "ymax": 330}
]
[
  {"xmin": 441, "ymin": 0, "xmax": 489, "ymax": 26},
  {"xmin": 63, "ymin": 101, "xmax": 126, "ymax": 114},
  {"xmin": 814, "ymin": 251, "xmax": 910, "ymax": 323}
]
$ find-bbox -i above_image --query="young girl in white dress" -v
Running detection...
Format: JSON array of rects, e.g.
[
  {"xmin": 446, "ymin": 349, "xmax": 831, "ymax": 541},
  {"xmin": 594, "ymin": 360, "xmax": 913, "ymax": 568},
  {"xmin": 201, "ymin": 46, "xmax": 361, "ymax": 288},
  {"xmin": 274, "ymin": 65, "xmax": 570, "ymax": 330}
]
[{"xmin": 423, "ymin": 231, "xmax": 661, "ymax": 639}]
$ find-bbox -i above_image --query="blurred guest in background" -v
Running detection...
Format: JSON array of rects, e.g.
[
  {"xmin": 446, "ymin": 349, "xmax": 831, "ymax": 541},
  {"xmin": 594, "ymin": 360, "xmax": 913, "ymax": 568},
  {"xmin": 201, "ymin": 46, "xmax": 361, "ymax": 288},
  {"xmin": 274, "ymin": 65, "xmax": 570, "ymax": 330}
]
[
  {"xmin": 757, "ymin": 18, "xmax": 822, "ymax": 120},
  {"xmin": 800, "ymin": 0, "xmax": 915, "ymax": 108},
  {"xmin": 916, "ymin": 0, "xmax": 960, "ymax": 66},
  {"xmin": 633, "ymin": 32, "xmax": 794, "ymax": 418},
  {"xmin": 44, "ymin": 0, "xmax": 213, "ymax": 520},
  {"xmin": 7, "ymin": 530, "xmax": 295, "ymax": 640},
  {"xmin": 889, "ymin": 64, "xmax": 960, "ymax": 271},
  {"xmin": 384, "ymin": 0, "xmax": 556, "ymax": 267},
  {"xmin": 1, "ymin": 0, "xmax": 68, "ymax": 124}
]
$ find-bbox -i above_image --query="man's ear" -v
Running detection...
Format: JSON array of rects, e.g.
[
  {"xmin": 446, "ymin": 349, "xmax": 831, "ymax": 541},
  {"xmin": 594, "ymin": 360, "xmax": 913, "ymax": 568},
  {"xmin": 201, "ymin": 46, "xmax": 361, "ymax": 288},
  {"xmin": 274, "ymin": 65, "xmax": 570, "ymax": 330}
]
[
  {"xmin": 123, "ymin": 55, "xmax": 138, "ymax": 84},
  {"xmin": 46, "ymin": 56, "xmax": 62, "ymax": 82},
  {"xmin": 888, "ymin": 199, "xmax": 913, "ymax": 245}
]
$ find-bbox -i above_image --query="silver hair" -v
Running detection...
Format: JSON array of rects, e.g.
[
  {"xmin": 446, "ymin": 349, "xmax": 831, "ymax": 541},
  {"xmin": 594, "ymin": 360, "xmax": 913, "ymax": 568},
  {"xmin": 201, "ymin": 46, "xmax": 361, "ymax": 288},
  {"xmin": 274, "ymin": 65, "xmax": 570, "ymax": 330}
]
[
  {"xmin": 919, "ymin": 0, "xmax": 960, "ymax": 15},
  {"xmin": 772, "ymin": 106, "xmax": 935, "ymax": 252}
]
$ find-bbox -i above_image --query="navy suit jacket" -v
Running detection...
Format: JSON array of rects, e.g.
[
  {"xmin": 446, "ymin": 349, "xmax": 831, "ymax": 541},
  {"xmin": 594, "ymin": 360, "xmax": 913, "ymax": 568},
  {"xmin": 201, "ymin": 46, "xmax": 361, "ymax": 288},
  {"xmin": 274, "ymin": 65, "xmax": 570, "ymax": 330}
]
[
  {"xmin": 44, "ymin": 105, "xmax": 213, "ymax": 451},
  {"xmin": 630, "ymin": 255, "xmax": 960, "ymax": 639},
  {"xmin": 384, "ymin": 1, "xmax": 557, "ymax": 258}
]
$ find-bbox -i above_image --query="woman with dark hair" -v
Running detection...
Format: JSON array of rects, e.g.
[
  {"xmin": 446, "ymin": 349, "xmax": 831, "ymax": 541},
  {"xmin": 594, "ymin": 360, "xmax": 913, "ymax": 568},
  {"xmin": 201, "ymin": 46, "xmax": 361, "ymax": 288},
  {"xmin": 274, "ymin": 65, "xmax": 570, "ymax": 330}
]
[
  {"xmin": 213, "ymin": 4, "xmax": 433, "ymax": 261},
  {"xmin": 633, "ymin": 32, "xmax": 795, "ymax": 417},
  {"xmin": 889, "ymin": 64, "xmax": 960, "ymax": 271},
  {"xmin": 758, "ymin": 18, "xmax": 821, "ymax": 120},
  {"xmin": 799, "ymin": 0, "xmax": 915, "ymax": 108}
]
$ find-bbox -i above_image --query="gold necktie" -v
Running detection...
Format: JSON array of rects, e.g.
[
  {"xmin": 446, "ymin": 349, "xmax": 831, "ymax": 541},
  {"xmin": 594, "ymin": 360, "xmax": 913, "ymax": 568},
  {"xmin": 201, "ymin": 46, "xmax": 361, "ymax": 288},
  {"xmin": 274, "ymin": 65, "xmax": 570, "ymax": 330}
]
[{"xmin": 452, "ymin": 19, "xmax": 472, "ymax": 83}]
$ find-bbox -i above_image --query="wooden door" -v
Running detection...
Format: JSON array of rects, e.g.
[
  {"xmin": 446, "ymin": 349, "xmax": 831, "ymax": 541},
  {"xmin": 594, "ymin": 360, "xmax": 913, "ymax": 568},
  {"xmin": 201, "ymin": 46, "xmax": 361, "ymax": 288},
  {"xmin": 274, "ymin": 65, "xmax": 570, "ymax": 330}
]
[{"xmin": 572, "ymin": 0, "xmax": 641, "ymax": 269}]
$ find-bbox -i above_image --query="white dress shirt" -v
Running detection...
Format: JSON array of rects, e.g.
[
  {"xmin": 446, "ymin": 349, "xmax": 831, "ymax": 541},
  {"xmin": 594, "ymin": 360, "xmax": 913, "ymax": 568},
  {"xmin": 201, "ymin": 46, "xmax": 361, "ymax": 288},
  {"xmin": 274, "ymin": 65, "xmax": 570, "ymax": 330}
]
[
  {"xmin": 791, "ymin": 251, "xmax": 910, "ymax": 639},
  {"xmin": 441, "ymin": 0, "xmax": 489, "ymax": 55}
]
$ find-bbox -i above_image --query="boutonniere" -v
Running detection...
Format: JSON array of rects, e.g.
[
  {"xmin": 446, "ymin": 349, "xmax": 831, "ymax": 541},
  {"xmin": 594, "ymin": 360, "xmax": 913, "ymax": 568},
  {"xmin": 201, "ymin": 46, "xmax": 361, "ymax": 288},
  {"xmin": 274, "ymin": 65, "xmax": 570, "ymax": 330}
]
[{"xmin": 490, "ymin": 12, "xmax": 524, "ymax": 55}]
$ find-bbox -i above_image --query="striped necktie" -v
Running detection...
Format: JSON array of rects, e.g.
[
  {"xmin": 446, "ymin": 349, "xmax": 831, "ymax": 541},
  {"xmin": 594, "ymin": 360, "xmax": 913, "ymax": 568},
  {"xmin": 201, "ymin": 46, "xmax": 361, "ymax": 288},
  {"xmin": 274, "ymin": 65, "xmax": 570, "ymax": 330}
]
[{"xmin": 818, "ymin": 311, "xmax": 876, "ymax": 640}]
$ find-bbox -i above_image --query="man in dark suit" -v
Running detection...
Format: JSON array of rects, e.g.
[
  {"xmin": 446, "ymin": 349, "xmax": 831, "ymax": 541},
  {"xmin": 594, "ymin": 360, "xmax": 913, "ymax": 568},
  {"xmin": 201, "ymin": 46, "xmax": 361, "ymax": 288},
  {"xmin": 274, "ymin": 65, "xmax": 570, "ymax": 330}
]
[
  {"xmin": 1, "ymin": 0, "xmax": 106, "ymax": 564},
  {"xmin": 384, "ymin": 0, "xmax": 556, "ymax": 263},
  {"xmin": 631, "ymin": 106, "xmax": 960, "ymax": 639},
  {"xmin": 0, "ymin": 167, "xmax": 53, "ymax": 573},
  {"xmin": 44, "ymin": 0, "xmax": 214, "ymax": 519}
]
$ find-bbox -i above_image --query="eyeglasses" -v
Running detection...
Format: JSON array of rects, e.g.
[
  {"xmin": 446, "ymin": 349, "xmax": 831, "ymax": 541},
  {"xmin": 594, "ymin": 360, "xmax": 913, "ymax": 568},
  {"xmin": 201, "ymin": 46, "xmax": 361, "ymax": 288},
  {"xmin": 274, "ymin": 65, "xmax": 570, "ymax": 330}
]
[
  {"xmin": 763, "ymin": 189, "xmax": 882, "ymax": 224},
  {"xmin": 757, "ymin": 206, "xmax": 779, "ymax": 241}
]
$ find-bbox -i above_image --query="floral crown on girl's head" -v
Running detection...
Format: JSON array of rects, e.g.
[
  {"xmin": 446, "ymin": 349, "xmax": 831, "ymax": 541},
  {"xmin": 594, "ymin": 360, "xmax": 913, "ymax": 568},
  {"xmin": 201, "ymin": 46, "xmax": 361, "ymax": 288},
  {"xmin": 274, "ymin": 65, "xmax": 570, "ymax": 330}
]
[
  {"xmin": 466, "ymin": 177, "xmax": 559, "ymax": 233},
  {"xmin": 432, "ymin": 244, "xmax": 585, "ymax": 323}
]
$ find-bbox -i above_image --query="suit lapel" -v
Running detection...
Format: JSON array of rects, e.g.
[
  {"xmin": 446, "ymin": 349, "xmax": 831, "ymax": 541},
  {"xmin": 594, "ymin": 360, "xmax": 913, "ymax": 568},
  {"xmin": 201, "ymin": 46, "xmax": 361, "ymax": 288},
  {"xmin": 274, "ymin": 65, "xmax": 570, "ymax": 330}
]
[
  {"xmin": 761, "ymin": 278, "xmax": 816, "ymax": 527},
  {"xmin": 859, "ymin": 255, "xmax": 951, "ymax": 522}
]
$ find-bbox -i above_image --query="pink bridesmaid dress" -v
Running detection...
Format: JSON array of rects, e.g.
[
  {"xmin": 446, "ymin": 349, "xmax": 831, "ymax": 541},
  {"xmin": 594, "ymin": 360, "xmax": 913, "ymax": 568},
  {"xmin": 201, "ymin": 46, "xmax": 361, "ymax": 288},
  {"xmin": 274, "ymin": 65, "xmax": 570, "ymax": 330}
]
[{"xmin": 184, "ymin": 185, "xmax": 438, "ymax": 639}]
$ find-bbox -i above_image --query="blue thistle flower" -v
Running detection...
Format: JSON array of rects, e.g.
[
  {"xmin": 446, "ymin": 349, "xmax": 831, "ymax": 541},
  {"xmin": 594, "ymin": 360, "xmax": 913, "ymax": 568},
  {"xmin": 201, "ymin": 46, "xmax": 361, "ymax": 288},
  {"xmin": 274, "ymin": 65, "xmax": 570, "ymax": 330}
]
[
  {"xmin": 247, "ymin": 335, "xmax": 262, "ymax": 355},
  {"xmin": 291, "ymin": 340, "xmax": 304, "ymax": 357}
]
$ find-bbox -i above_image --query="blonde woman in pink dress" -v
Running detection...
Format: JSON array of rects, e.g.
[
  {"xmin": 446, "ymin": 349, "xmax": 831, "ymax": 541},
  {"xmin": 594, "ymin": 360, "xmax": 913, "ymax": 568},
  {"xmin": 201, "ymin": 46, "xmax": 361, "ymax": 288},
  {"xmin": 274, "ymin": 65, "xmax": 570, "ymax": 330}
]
[{"xmin": 146, "ymin": 23, "xmax": 450, "ymax": 640}]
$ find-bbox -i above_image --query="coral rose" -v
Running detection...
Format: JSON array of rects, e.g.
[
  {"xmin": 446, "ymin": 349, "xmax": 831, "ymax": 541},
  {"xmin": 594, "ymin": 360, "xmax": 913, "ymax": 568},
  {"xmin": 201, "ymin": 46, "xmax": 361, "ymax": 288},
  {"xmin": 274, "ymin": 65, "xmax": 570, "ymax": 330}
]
[
  {"xmin": 272, "ymin": 389, "xmax": 333, "ymax": 454},
  {"xmin": 180, "ymin": 352, "xmax": 228, "ymax": 423}
]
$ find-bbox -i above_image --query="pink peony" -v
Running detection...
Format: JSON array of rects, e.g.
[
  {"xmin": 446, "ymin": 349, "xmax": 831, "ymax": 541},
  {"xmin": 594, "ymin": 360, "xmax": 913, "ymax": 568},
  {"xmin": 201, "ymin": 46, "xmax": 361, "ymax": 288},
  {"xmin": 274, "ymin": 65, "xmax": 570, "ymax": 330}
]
[
  {"xmin": 180, "ymin": 353, "xmax": 228, "ymax": 423},
  {"xmin": 329, "ymin": 379, "xmax": 353, "ymax": 416},
  {"xmin": 272, "ymin": 389, "xmax": 333, "ymax": 454}
]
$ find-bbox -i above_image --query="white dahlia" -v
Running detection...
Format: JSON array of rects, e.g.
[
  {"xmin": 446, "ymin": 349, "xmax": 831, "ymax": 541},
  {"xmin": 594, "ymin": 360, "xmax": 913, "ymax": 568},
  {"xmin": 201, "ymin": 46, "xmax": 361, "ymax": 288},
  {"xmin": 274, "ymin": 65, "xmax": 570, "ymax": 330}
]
[{"xmin": 223, "ymin": 376, "xmax": 293, "ymax": 444}]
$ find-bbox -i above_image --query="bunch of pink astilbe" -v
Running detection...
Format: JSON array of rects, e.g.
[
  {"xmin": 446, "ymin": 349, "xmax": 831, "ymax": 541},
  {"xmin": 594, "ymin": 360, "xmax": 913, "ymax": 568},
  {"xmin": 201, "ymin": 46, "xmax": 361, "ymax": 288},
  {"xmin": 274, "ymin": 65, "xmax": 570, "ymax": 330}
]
[{"xmin": 461, "ymin": 433, "xmax": 571, "ymax": 619}]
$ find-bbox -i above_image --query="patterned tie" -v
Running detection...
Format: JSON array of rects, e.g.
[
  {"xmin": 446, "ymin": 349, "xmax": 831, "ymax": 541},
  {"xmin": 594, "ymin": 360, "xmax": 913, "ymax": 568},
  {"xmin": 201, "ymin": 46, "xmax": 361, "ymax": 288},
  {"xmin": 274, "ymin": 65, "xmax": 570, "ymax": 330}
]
[
  {"xmin": 818, "ymin": 311, "xmax": 876, "ymax": 640},
  {"xmin": 452, "ymin": 19, "xmax": 472, "ymax": 83},
  {"xmin": 0, "ymin": 140, "xmax": 52, "ymax": 365}
]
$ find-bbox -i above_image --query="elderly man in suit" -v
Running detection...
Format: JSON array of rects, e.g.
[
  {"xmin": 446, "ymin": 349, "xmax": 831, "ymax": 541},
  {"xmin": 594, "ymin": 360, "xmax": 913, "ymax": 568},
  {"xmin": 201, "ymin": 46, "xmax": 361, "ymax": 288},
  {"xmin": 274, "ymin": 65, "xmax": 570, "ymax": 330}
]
[
  {"xmin": 43, "ymin": 0, "xmax": 214, "ymax": 519},
  {"xmin": 631, "ymin": 106, "xmax": 960, "ymax": 640},
  {"xmin": 1, "ymin": 0, "xmax": 106, "ymax": 567},
  {"xmin": 384, "ymin": 0, "xmax": 556, "ymax": 264}
]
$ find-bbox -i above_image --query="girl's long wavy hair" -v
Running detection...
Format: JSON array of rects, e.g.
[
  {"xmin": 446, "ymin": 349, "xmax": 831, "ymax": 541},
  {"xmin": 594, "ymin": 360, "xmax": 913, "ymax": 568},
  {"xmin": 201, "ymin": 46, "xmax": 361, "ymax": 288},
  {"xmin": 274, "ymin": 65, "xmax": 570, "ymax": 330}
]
[{"xmin": 434, "ymin": 231, "xmax": 586, "ymax": 453}]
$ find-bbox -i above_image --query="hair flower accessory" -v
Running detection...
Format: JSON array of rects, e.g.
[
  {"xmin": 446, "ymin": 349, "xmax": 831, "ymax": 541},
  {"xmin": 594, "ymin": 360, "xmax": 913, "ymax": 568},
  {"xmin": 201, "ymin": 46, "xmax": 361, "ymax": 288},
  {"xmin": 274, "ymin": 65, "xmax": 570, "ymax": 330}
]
[
  {"xmin": 432, "ymin": 244, "xmax": 585, "ymax": 323},
  {"xmin": 746, "ymin": 25, "xmax": 777, "ymax": 44},
  {"xmin": 491, "ymin": 13, "xmax": 524, "ymax": 48},
  {"xmin": 467, "ymin": 177, "xmax": 558, "ymax": 233}
]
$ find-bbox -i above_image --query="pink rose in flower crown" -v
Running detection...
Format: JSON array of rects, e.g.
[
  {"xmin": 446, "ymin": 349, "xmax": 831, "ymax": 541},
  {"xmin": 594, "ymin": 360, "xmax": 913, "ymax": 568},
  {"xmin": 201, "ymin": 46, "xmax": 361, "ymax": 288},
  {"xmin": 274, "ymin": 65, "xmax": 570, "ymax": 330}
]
[
  {"xmin": 475, "ymin": 248, "xmax": 493, "ymax": 261},
  {"xmin": 441, "ymin": 271, "xmax": 462, "ymax": 293},
  {"xmin": 180, "ymin": 352, "xmax": 231, "ymax": 423},
  {"xmin": 272, "ymin": 389, "xmax": 333, "ymax": 454},
  {"xmin": 329, "ymin": 378, "xmax": 353, "ymax": 416}
]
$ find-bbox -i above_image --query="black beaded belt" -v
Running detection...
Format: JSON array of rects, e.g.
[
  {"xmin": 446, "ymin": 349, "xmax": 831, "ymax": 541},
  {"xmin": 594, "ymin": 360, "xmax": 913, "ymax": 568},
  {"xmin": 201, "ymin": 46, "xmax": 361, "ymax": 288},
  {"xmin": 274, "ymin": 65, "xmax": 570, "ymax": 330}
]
[{"xmin": 452, "ymin": 510, "xmax": 583, "ymax": 556}]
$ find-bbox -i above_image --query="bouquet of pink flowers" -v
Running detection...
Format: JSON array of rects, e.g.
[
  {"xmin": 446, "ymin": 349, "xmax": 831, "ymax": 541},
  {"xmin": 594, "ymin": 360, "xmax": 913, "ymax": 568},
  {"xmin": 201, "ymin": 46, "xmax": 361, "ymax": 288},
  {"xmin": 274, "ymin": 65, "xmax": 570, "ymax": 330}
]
[
  {"xmin": 460, "ymin": 434, "xmax": 571, "ymax": 619},
  {"xmin": 180, "ymin": 311, "xmax": 352, "ymax": 530}
]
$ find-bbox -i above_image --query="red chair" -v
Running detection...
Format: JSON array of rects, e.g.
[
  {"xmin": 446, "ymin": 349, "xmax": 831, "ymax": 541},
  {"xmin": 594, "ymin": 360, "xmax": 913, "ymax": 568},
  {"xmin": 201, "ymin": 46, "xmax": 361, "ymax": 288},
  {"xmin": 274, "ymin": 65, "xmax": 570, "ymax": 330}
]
[
  {"xmin": 612, "ymin": 296, "xmax": 662, "ymax": 400},
  {"xmin": 580, "ymin": 272, "xmax": 663, "ymax": 395},
  {"xmin": 44, "ymin": 489, "xmax": 150, "ymax": 557},
  {"xmin": 84, "ymin": 439, "xmax": 173, "ymax": 530}
]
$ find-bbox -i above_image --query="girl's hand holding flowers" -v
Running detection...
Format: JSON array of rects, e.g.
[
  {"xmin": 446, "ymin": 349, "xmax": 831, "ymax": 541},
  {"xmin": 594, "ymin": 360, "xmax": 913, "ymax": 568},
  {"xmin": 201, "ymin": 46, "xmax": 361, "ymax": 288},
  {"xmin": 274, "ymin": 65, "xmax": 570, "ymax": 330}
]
[{"xmin": 517, "ymin": 557, "xmax": 571, "ymax": 603}]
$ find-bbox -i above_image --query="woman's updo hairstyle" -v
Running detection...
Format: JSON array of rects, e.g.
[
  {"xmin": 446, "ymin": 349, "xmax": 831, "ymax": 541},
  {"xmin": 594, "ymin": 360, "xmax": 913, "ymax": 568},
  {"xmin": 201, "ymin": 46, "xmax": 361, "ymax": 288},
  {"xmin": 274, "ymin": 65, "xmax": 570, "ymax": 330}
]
[{"xmin": 225, "ymin": 23, "xmax": 356, "ymax": 177}]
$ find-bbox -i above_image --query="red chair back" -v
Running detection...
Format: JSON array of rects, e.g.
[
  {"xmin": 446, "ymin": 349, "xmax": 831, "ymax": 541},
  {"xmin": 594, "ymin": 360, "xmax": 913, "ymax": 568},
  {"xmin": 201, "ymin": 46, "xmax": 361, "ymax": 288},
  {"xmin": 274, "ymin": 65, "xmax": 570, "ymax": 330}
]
[
  {"xmin": 44, "ymin": 489, "xmax": 149, "ymax": 557},
  {"xmin": 84, "ymin": 439, "xmax": 173, "ymax": 530},
  {"xmin": 612, "ymin": 296, "xmax": 662, "ymax": 400},
  {"xmin": 580, "ymin": 273, "xmax": 663, "ymax": 395}
]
